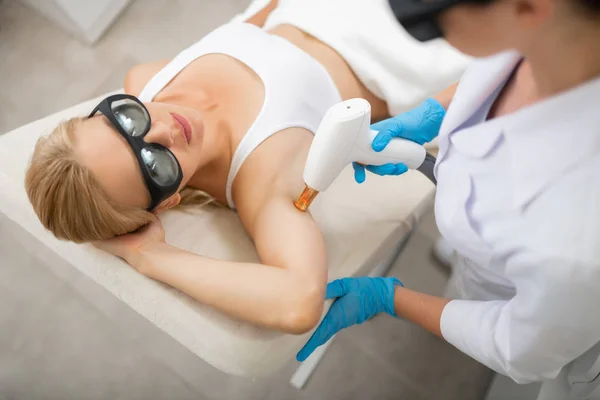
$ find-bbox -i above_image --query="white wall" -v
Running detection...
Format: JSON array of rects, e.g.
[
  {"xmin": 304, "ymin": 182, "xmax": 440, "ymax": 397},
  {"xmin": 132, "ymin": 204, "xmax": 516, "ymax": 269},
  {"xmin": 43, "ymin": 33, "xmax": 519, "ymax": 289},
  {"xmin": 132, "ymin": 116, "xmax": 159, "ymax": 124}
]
[{"xmin": 19, "ymin": 0, "xmax": 130, "ymax": 44}]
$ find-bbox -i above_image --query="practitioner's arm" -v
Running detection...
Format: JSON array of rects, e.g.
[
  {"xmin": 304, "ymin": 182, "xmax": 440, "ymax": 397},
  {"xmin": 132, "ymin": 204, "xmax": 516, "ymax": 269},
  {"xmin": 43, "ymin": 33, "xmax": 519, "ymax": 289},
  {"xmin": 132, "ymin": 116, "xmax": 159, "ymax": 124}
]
[
  {"xmin": 95, "ymin": 195, "xmax": 327, "ymax": 334},
  {"xmin": 432, "ymin": 82, "xmax": 459, "ymax": 110},
  {"xmin": 393, "ymin": 286, "xmax": 449, "ymax": 337}
]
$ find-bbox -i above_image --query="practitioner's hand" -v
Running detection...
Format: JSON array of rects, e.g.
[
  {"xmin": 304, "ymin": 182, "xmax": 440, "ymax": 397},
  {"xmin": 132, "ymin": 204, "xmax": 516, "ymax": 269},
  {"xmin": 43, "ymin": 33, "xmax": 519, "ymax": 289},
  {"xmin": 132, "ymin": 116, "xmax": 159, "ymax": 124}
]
[
  {"xmin": 92, "ymin": 216, "xmax": 165, "ymax": 266},
  {"xmin": 353, "ymin": 98, "xmax": 445, "ymax": 183},
  {"xmin": 352, "ymin": 162, "xmax": 408, "ymax": 184},
  {"xmin": 296, "ymin": 276, "xmax": 402, "ymax": 361}
]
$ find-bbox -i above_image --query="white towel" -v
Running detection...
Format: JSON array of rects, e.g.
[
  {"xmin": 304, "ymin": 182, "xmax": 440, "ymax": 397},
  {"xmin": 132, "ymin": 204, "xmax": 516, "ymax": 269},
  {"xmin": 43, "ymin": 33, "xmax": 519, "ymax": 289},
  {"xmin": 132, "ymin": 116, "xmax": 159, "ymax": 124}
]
[{"xmin": 232, "ymin": 0, "xmax": 471, "ymax": 115}]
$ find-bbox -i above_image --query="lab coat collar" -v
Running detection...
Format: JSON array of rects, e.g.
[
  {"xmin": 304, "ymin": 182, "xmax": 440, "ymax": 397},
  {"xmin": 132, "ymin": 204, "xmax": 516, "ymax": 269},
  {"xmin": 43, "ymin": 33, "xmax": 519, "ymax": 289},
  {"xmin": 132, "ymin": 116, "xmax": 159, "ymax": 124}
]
[
  {"xmin": 442, "ymin": 51, "xmax": 600, "ymax": 209},
  {"xmin": 441, "ymin": 51, "xmax": 523, "ymax": 137},
  {"xmin": 435, "ymin": 51, "xmax": 522, "ymax": 174},
  {"xmin": 504, "ymin": 74, "xmax": 600, "ymax": 209}
]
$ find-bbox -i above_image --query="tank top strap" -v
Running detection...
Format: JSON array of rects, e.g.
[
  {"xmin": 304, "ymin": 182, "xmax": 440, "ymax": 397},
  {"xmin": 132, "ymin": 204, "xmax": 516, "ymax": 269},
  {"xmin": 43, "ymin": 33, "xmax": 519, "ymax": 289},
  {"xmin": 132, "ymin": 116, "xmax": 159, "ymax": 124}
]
[{"xmin": 138, "ymin": 23, "xmax": 274, "ymax": 102}]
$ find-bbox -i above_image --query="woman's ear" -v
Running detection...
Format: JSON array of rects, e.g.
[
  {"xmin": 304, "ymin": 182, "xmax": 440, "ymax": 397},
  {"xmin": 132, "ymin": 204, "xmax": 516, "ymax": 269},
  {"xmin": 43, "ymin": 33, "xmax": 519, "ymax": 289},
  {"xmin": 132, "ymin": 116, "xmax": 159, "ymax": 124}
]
[
  {"xmin": 515, "ymin": 0, "xmax": 553, "ymax": 28},
  {"xmin": 153, "ymin": 193, "xmax": 182, "ymax": 214}
]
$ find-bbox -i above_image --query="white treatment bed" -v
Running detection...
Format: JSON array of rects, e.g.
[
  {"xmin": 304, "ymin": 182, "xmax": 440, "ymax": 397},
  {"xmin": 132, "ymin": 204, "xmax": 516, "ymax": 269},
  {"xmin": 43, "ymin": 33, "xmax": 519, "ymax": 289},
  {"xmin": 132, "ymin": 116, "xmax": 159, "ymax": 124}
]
[{"xmin": 0, "ymin": 90, "xmax": 435, "ymax": 378}]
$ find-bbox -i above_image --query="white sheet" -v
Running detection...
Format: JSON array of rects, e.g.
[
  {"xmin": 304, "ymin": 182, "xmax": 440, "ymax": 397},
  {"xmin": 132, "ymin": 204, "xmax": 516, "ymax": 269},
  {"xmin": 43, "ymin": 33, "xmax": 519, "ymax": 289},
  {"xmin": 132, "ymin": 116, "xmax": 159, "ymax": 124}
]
[
  {"xmin": 0, "ymin": 92, "xmax": 434, "ymax": 376},
  {"xmin": 232, "ymin": 0, "xmax": 471, "ymax": 115}
]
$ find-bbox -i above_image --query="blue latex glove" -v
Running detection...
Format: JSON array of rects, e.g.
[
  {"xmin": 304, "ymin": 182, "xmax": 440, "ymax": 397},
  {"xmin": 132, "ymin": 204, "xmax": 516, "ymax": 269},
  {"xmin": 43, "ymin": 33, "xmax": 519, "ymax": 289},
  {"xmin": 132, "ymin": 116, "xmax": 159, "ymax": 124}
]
[
  {"xmin": 296, "ymin": 276, "xmax": 402, "ymax": 362},
  {"xmin": 353, "ymin": 97, "xmax": 446, "ymax": 183}
]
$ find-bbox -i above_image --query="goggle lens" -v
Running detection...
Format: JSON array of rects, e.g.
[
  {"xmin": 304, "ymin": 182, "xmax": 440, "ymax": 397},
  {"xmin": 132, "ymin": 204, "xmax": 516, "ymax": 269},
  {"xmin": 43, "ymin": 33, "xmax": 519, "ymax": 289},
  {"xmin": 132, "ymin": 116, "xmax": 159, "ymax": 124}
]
[
  {"xmin": 140, "ymin": 146, "xmax": 180, "ymax": 187},
  {"xmin": 111, "ymin": 98, "xmax": 150, "ymax": 137}
]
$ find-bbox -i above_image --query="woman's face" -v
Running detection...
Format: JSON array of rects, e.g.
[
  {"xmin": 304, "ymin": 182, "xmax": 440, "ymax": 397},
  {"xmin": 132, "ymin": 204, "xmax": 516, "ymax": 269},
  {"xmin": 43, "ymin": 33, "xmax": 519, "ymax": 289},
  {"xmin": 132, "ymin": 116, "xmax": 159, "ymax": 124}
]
[
  {"xmin": 74, "ymin": 101, "xmax": 205, "ymax": 209},
  {"xmin": 437, "ymin": 0, "xmax": 554, "ymax": 57}
]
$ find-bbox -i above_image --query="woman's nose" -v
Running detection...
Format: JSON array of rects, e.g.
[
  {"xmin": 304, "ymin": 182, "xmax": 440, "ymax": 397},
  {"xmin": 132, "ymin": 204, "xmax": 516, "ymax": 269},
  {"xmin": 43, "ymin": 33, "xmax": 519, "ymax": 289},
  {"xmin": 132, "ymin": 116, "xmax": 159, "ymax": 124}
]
[{"xmin": 144, "ymin": 122, "xmax": 174, "ymax": 148}]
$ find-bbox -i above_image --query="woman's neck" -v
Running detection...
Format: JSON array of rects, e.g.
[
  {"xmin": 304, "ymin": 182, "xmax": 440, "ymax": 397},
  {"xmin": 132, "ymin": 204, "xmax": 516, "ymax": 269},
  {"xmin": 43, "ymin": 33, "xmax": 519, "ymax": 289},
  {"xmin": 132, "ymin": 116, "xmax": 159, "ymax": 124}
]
[
  {"xmin": 522, "ymin": 21, "xmax": 600, "ymax": 100},
  {"xmin": 188, "ymin": 113, "xmax": 234, "ymax": 204},
  {"xmin": 186, "ymin": 55, "xmax": 267, "ymax": 203}
]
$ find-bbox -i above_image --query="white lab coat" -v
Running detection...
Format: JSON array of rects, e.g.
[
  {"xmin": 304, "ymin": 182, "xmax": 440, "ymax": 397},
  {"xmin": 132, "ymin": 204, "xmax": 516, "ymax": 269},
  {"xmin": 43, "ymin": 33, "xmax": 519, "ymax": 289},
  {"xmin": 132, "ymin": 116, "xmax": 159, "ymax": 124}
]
[{"xmin": 434, "ymin": 50, "xmax": 600, "ymax": 384}]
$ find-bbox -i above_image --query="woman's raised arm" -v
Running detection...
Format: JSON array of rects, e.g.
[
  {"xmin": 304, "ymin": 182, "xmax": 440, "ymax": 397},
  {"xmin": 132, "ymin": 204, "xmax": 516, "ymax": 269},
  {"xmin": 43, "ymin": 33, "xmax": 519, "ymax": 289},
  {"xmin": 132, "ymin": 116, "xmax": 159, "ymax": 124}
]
[{"xmin": 96, "ymin": 194, "xmax": 327, "ymax": 334}]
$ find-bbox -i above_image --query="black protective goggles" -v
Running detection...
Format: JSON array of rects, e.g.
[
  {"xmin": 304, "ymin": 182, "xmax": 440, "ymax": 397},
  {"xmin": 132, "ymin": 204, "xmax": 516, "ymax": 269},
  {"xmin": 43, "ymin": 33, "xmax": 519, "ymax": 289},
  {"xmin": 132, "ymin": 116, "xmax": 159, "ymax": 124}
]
[
  {"xmin": 88, "ymin": 94, "xmax": 183, "ymax": 211},
  {"xmin": 388, "ymin": 0, "xmax": 493, "ymax": 42}
]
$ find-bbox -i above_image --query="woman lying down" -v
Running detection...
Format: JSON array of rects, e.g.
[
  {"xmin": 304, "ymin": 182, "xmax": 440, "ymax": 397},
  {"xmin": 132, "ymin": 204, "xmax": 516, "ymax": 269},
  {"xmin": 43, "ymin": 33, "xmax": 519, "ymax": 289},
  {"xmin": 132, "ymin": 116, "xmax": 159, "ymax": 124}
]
[{"xmin": 25, "ymin": 0, "xmax": 468, "ymax": 334}]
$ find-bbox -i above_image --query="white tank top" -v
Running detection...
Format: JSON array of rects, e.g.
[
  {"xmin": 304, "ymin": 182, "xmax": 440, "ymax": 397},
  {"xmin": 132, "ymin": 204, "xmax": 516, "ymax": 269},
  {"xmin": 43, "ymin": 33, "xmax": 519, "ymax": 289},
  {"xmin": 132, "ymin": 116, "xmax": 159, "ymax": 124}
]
[{"xmin": 138, "ymin": 22, "xmax": 342, "ymax": 208}]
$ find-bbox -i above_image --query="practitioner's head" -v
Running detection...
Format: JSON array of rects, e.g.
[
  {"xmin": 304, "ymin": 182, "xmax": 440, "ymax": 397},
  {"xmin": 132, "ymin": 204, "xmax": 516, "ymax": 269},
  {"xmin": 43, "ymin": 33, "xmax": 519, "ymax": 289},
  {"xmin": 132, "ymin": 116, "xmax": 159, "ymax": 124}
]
[
  {"xmin": 25, "ymin": 95, "xmax": 209, "ymax": 243},
  {"xmin": 436, "ymin": 0, "xmax": 600, "ymax": 57}
]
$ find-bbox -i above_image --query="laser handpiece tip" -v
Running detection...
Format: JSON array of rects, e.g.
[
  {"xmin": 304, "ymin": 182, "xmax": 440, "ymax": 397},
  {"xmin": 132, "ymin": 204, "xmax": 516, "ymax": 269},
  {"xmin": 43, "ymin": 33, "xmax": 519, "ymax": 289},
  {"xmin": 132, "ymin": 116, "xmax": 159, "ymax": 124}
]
[{"xmin": 293, "ymin": 185, "xmax": 319, "ymax": 212}]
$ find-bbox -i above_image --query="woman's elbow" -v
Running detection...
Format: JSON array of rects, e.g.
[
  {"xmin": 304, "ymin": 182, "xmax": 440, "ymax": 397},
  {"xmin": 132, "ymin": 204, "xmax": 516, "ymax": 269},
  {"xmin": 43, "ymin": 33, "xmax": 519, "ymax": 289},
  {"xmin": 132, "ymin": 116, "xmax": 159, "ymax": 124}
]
[{"xmin": 279, "ymin": 284, "xmax": 325, "ymax": 334}]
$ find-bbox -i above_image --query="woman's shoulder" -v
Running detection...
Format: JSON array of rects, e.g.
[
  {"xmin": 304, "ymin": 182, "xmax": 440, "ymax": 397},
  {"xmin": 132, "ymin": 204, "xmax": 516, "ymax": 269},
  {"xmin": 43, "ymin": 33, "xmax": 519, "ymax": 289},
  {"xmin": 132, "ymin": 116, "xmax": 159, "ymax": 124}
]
[{"xmin": 124, "ymin": 60, "xmax": 170, "ymax": 96}]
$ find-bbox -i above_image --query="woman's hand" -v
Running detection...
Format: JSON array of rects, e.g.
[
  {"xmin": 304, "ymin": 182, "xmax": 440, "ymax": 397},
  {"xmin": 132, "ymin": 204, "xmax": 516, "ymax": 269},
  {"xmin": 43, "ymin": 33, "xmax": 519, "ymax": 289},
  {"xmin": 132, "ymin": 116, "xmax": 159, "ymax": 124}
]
[{"xmin": 92, "ymin": 216, "xmax": 166, "ymax": 268}]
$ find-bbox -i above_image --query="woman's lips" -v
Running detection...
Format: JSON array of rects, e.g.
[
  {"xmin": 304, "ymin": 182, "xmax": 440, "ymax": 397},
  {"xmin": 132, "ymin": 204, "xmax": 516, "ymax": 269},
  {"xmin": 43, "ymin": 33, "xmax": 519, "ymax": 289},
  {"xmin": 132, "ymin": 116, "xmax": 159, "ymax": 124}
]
[{"xmin": 170, "ymin": 112, "xmax": 192, "ymax": 144}]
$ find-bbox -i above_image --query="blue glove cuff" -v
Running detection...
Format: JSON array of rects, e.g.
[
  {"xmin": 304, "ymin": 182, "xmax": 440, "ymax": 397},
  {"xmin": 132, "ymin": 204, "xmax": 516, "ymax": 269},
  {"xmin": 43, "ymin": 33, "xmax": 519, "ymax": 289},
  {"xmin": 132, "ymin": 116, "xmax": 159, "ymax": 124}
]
[{"xmin": 379, "ymin": 277, "xmax": 403, "ymax": 317}]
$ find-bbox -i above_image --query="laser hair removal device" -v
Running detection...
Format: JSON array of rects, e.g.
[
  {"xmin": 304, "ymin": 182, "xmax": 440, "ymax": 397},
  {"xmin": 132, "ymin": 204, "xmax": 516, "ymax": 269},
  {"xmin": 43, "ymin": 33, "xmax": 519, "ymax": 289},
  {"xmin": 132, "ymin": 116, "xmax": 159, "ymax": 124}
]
[{"xmin": 294, "ymin": 98, "xmax": 437, "ymax": 212}]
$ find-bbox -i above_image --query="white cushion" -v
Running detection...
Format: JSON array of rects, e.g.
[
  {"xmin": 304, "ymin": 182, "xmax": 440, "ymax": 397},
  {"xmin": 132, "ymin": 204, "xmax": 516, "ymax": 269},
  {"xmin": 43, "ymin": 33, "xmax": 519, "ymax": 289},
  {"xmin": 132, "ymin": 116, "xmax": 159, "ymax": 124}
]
[{"xmin": 0, "ymin": 92, "xmax": 434, "ymax": 376}]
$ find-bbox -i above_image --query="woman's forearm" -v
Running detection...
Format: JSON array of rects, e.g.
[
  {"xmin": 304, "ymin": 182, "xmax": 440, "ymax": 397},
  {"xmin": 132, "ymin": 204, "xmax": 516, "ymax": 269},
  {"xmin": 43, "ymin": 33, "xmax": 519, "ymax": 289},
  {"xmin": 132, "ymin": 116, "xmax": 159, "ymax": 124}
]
[
  {"xmin": 433, "ymin": 82, "xmax": 459, "ymax": 110},
  {"xmin": 393, "ymin": 286, "xmax": 451, "ymax": 338},
  {"xmin": 128, "ymin": 242, "xmax": 325, "ymax": 334}
]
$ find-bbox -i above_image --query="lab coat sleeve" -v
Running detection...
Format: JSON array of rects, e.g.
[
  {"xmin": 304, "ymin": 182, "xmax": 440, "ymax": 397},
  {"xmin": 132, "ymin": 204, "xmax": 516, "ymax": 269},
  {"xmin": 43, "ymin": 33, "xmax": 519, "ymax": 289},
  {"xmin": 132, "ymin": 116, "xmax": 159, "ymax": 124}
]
[{"xmin": 440, "ymin": 251, "xmax": 600, "ymax": 384}]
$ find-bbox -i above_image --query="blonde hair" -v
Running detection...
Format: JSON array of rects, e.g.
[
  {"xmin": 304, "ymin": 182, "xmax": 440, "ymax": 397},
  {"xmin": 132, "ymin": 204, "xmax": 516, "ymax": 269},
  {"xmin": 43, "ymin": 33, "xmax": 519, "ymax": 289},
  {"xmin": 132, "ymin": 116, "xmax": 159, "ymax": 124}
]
[{"xmin": 25, "ymin": 117, "xmax": 213, "ymax": 243}]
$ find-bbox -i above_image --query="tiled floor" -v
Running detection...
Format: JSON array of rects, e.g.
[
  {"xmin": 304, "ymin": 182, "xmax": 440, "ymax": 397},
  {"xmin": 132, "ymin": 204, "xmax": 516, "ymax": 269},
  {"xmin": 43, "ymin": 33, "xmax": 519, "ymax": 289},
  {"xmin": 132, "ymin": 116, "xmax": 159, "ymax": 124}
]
[{"xmin": 0, "ymin": 0, "xmax": 493, "ymax": 399}]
